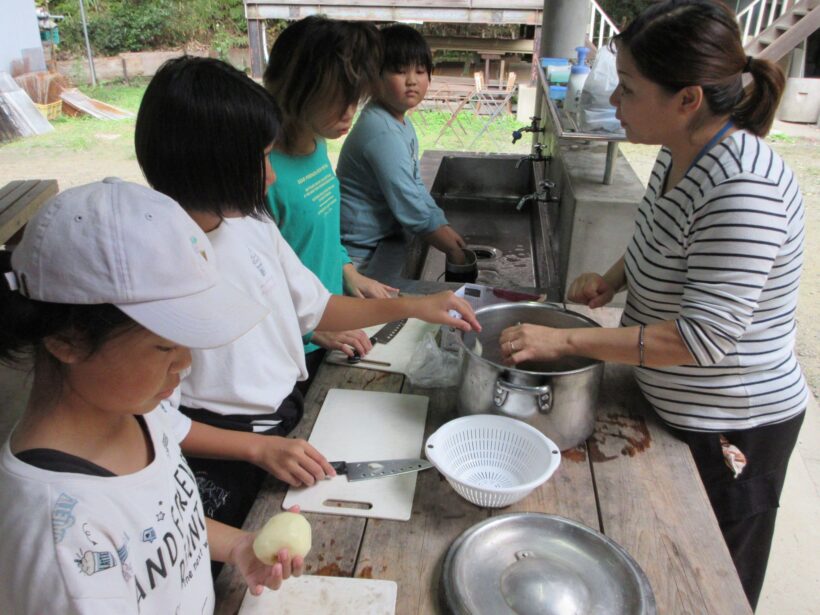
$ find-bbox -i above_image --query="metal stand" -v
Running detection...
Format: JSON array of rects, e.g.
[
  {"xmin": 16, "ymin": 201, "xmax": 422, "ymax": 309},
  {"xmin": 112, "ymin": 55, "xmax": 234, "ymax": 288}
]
[{"xmin": 537, "ymin": 64, "xmax": 625, "ymax": 185}]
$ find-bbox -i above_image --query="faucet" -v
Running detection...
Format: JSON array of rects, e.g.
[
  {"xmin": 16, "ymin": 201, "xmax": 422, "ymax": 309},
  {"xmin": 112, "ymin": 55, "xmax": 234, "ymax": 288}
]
[
  {"xmin": 516, "ymin": 143, "xmax": 551, "ymax": 169},
  {"xmin": 511, "ymin": 116, "xmax": 544, "ymax": 144},
  {"xmin": 516, "ymin": 179, "xmax": 558, "ymax": 211}
]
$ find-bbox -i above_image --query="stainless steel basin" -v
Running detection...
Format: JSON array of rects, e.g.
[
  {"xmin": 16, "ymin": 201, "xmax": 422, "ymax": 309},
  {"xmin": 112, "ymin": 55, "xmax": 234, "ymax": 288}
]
[
  {"xmin": 416, "ymin": 153, "xmax": 560, "ymax": 296},
  {"xmin": 442, "ymin": 513, "xmax": 656, "ymax": 615}
]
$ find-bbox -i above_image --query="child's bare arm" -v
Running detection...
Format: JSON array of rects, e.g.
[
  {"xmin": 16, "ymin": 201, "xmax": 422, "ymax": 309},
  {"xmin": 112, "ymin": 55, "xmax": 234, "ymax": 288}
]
[
  {"xmin": 316, "ymin": 291, "xmax": 481, "ymax": 334},
  {"xmin": 180, "ymin": 422, "xmax": 335, "ymax": 486},
  {"xmin": 424, "ymin": 225, "xmax": 467, "ymax": 263},
  {"xmin": 342, "ymin": 263, "xmax": 399, "ymax": 299}
]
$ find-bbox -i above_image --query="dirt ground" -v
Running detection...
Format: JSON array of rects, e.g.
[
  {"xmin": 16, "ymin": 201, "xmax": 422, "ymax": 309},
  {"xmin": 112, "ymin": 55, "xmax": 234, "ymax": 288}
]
[{"xmin": 1, "ymin": 120, "xmax": 818, "ymax": 397}]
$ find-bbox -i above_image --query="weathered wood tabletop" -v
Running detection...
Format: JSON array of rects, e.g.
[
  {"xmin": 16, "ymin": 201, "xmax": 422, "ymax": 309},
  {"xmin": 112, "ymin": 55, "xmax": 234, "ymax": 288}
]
[{"xmin": 215, "ymin": 307, "xmax": 752, "ymax": 615}]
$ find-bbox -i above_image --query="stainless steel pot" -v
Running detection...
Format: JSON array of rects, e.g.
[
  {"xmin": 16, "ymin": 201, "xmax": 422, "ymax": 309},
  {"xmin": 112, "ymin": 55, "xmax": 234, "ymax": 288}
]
[{"xmin": 457, "ymin": 302, "xmax": 604, "ymax": 450}]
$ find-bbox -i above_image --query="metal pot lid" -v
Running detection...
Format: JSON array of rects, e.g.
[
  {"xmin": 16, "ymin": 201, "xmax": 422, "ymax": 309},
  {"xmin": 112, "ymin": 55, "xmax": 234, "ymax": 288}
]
[
  {"xmin": 442, "ymin": 513, "xmax": 656, "ymax": 615},
  {"xmin": 459, "ymin": 302, "xmax": 603, "ymax": 376}
]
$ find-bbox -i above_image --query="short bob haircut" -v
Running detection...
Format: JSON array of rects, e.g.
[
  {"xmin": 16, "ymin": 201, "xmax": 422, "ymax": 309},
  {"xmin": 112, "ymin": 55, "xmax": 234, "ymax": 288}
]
[
  {"xmin": 264, "ymin": 16, "xmax": 381, "ymax": 152},
  {"xmin": 135, "ymin": 56, "xmax": 280, "ymax": 219},
  {"xmin": 380, "ymin": 24, "xmax": 433, "ymax": 77}
]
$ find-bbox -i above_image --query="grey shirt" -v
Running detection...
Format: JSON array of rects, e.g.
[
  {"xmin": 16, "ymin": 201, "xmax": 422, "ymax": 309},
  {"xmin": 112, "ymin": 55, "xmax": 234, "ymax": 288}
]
[{"xmin": 337, "ymin": 102, "xmax": 447, "ymax": 258}]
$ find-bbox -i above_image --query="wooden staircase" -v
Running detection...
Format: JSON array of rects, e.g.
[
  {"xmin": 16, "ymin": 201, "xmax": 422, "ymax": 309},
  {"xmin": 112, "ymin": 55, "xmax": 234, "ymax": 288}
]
[{"xmin": 743, "ymin": 0, "xmax": 820, "ymax": 62}]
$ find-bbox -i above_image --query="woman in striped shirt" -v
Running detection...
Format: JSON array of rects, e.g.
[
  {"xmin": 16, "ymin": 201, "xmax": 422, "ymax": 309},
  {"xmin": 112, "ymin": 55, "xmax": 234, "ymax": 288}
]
[{"xmin": 499, "ymin": 1, "xmax": 807, "ymax": 608}]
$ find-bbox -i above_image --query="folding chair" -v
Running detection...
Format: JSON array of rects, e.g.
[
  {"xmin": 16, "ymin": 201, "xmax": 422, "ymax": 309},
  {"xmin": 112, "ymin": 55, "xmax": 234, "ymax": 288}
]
[{"xmin": 466, "ymin": 72, "xmax": 517, "ymax": 149}]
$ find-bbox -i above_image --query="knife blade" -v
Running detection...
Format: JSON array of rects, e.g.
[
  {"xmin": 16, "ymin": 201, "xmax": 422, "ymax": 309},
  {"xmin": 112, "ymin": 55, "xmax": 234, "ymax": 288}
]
[
  {"xmin": 329, "ymin": 458, "xmax": 433, "ymax": 481},
  {"xmin": 370, "ymin": 318, "xmax": 407, "ymax": 344},
  {"xmin": 348, "ymin": 318, "xmax": 408, "ymax": 364}
]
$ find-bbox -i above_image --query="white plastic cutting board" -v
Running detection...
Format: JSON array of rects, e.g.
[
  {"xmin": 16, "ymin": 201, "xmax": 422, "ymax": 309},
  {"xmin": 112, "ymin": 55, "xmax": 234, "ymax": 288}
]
[
  {"xmin": 283, "ymin": 389, "xmax": 428, "ymax": 520},
  {"xmin": 238, "ymin": 576, "xmax": 397, "ymax": 614},
  {"xmin": 324, "ymin": 318, "xmax": 439, "ymax": 374}
]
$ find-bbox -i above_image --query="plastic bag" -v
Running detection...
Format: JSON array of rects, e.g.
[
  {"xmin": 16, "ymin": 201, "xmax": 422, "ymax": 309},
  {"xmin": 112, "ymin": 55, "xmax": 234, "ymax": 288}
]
[
  {"xmin": 406, "ymin": 332, "xmax": 463, "ymax": 388},
  {"xmin": 578, "ymin": 46, "xmax": 625, "ymax": 134}
]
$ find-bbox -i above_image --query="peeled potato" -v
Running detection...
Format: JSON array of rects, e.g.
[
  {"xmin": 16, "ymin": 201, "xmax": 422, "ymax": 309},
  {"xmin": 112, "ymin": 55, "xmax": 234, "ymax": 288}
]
[{"xmin": 252, "ymin": 512, "xmax": 312, "ymax": 565}]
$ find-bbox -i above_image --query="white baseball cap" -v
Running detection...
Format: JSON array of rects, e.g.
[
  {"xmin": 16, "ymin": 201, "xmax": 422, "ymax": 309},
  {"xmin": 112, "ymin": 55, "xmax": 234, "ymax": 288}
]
[{"xmin": 9, "ymin": 178, "xmax": 269, "ymax": 349}]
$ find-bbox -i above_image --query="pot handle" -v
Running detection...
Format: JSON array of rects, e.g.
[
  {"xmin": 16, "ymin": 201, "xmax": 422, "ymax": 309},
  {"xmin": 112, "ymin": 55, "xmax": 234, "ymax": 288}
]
[{"xmin": 494, "ymin": 379, "xmax": 553, "ymax": 414}]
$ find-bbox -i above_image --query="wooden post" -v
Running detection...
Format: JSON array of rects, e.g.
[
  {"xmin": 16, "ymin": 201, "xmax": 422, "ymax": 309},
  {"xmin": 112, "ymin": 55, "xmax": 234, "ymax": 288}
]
[
  {"xmin": 248, "ymin": 19, "xmax": 266, "ymax": 79},
  {"xmin": 531, "ymin": 26, "xmax": 541, "ymax": 86}
]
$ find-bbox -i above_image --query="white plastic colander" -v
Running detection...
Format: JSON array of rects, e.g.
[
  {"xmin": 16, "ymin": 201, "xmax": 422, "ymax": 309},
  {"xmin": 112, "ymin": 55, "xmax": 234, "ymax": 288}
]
[{"xmin": 425, "ymin": 415, "xmax": 561, "ymax": 508}]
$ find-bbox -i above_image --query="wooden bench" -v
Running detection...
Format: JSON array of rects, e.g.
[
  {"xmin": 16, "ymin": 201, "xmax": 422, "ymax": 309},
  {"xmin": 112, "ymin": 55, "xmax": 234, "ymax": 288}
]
[{"xmin": 0, "ymin": 180, "xmax": 59, "ymax": 245}]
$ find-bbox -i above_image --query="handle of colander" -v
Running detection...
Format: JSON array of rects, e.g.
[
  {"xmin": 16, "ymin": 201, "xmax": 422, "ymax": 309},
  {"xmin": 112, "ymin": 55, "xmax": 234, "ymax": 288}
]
[{"xmin": 424, "ymin": 432, "xmax": 442, "ymax": 468}]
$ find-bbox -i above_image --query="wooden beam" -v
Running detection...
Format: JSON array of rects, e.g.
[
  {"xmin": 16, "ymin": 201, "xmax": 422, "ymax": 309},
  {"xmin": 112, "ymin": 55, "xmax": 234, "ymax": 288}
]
[
  {"xmin": 246, "ymin": 4, "xmax": 543, "ymax": 25},
  {"xmin": 247, "ymin": 19, "xmax": 266, "ymax": 80},
  {"xmin": 425, "ymin": 36, "xmax": 534, "ymax": 54}
]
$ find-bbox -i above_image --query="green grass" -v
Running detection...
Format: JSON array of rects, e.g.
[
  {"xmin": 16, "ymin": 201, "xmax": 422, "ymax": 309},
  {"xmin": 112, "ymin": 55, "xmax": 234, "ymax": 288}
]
[
  {"xmin": 3, "ymin": 81, "xmax": 532, "ymax": 159},
  {"xmin": 766, "ymin": 131, "xmax": 798, "ymax": 145},
  {"xmin": 327, "ymin": 110, "xmax": 532, "ymax": 158},
  {"xmin": 1, "ymin": 80, "xmax": 146, "ymax": 155}
]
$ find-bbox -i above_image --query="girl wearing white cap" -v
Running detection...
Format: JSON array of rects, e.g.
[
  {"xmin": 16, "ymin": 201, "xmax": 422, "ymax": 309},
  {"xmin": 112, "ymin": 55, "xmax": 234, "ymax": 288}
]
[
  {"xmin": 0, "ymin": 180, "xmax": 303, "ymax": 614},
  {"xmin": 135, "ymin": 57, "xmax": 481, "ymax": 532}
]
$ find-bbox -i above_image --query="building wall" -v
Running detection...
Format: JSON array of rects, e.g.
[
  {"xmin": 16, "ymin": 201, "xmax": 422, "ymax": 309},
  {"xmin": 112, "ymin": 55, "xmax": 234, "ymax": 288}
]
[{"xmin": 0, "ymin": 0, "xmax": 45, "ymax": 75}]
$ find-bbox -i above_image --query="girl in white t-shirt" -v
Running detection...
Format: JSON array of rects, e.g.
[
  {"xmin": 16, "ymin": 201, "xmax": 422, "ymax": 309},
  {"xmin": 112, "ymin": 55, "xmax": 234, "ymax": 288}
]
[
  {"xmin": 134, "ymin": 57, "xmax": 481, "ymax": 530},
  {"xmin": 0, "ymin": 180, "xmax": 303, "ymax": 614}
]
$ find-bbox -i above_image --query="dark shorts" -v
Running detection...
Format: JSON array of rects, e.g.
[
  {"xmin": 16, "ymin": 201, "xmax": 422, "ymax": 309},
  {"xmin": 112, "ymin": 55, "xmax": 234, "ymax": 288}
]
[{"xmin": 667, "ymin": 410, "xmax": 805, "ymax": 609}]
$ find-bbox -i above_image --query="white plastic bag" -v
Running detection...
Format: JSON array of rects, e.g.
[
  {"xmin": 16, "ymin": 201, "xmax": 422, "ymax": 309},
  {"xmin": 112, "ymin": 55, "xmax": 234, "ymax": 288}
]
[
  {"xmin": 578, "ymin": 47, "xmax": 625, "ymax": 134},
  {"xmin": 406, "ymin": 332, "xmax": 463, "ymax": 388}
]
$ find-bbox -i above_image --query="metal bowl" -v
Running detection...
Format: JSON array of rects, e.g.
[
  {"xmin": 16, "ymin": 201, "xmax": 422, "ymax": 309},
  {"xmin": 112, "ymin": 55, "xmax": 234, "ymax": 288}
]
[{"xmin": 442, "ymin": 513, "xmax": 656, "ymax": 615}]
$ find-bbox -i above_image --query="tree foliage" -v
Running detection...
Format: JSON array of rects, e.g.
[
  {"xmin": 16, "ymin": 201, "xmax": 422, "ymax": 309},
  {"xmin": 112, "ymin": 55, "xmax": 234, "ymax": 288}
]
[{"xmin": 42, "ymin": 0, "xmax": 248, "ymax": 55}]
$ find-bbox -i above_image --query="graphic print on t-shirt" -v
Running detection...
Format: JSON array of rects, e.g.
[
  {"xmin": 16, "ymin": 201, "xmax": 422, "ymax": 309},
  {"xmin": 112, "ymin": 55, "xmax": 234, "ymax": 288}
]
[
  {"xmin": 56, "ymin": 460, "xmax": 211, "ymax": 608},
  {"xmin": 297, "ymin": 162, "xmax": 337, "ymax": 218}
]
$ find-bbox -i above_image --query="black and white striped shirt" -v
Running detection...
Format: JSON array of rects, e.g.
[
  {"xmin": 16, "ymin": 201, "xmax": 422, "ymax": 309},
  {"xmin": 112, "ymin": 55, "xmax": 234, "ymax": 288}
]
[{"xmin": 622, "ymin": 130, "xmax": 808, "ymax": 432}]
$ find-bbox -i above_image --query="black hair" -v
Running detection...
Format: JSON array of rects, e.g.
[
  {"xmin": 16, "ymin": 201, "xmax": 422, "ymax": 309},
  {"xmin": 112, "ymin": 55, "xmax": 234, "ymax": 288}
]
[
  {"xmin": 264, "ymin": 16, "xmax": 382, "ymax": 152},
  {"xmin": 135, "ymin": 56, "xmax": 280, "ymax": 219},
  {"xmin": 380, "ymin": 23, "xmax": 433, "ymax": 77},
  {"xmin": 614, "ymin": 0, "xmax": 784, "ymax": 136},
  {"xmin": 0, "ymin": 251, "xmax": 136, "ymax": 367}
]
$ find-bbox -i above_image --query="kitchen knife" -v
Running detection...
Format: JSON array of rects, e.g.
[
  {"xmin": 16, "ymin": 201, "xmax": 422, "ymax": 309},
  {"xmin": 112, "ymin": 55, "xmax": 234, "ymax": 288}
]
[
  {"xmin": 348, "ymin": 318, "xmax": 408, "ymax": 364},
  {"xmin": 329, "ymin": 458, "xmax": 433, "ymax": 481}
]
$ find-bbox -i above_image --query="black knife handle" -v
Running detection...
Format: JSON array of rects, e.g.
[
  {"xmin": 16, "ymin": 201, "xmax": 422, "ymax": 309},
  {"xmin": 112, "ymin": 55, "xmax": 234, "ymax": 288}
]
[{"xmin": 330, "ymin": 461, "xmax": 347, "ymax": 473}]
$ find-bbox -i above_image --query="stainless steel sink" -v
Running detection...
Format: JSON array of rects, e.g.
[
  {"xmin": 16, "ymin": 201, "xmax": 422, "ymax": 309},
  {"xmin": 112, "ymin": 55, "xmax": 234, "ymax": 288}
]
[{"xmin": 417, "ymin": 153, "xmax": 560, "ymax": 296}]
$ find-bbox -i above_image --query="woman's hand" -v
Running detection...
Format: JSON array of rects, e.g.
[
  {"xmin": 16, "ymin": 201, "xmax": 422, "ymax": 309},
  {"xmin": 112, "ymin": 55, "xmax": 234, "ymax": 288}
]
[
  {"xmin": 411, "ymin": 291, "xmax": 481, "ymax": 332},
  {"xmin": 567, "ymin": 273, "xmax": 616, "ymax": 308},
  {"xmin": 249, "ymin": 435, "xmax": 336, "ymax": 487},
  {"xmin": 498, "ymin": 323, "xmax": 571, "ymax": 365},
  {"xmin": 343, "ymin": 265, "xmax": 399, "ymax": 299},
  {"xmin": 312, "ymin": 329, "xmax": 373, "ymax": 358},
  {"xmin": 230, "ymin": 506, "xmax": 305, "ymax": 595}
]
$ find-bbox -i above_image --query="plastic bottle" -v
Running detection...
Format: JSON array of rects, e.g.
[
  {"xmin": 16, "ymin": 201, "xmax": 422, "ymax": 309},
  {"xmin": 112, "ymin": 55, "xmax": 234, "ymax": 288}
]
[
  {"xmin": 565, "ymin": 47, "xmax": 590, "ymax": 115},
  {"xmin": 565, "ymin": 64, "xmax": 590, "ymax": 114}
]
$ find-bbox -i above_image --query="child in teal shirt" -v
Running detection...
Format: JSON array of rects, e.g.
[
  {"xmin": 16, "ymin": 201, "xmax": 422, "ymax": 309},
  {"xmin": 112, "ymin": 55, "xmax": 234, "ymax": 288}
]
[{"xmin": 265, "ymin": 16, "xmax": 398, "ymax": 385}]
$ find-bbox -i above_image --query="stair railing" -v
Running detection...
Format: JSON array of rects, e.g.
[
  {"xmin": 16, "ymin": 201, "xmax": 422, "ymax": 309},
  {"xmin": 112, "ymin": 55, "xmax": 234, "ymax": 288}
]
[
  {"xmin": 738, "ymin": 0, "xmax": 796, "ymax": 44},
  {"xmin": 588, "ymin": 0, "xmax": 620, "ymax": 49}
]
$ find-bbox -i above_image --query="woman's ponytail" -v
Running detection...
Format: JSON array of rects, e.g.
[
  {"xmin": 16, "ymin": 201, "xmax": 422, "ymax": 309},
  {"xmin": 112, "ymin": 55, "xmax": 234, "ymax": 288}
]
[{"xmin": 732, "ymin": 56, "xmax": 786, "ymax": 137}]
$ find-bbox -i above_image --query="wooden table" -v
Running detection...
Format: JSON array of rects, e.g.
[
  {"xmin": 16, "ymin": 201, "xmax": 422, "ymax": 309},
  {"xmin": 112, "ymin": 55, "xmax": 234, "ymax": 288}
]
[{"xmin": 215, "ymin": 308, "xmax": 752, "ymax": 615}]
